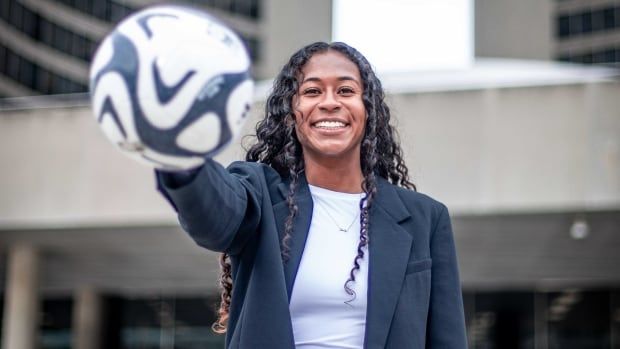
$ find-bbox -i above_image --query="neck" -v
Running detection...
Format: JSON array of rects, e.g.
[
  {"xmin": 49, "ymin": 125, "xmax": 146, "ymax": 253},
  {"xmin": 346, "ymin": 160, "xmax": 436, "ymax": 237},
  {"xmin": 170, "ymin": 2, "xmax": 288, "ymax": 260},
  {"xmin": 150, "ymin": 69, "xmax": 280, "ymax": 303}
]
[{"xmin": 303, "ymin": 154, "xmax": 364, "ymax": 193}]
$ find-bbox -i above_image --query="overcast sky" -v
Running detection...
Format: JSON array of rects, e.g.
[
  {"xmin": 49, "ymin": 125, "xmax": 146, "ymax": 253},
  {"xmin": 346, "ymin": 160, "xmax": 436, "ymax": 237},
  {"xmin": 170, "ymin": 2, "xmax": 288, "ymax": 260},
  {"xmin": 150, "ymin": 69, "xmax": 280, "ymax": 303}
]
[{"xmin": 332, "ymin": 0, "xmax": 473, "ymax": 73}]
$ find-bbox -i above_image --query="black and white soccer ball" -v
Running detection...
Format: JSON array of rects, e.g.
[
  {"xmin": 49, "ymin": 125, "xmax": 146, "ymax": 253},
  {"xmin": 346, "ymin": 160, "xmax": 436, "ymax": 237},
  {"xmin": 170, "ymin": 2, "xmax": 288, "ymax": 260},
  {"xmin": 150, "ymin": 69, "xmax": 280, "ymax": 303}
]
[{"xmin": 89, "ymin": 5, "xmax": 253, "ymax": 170}]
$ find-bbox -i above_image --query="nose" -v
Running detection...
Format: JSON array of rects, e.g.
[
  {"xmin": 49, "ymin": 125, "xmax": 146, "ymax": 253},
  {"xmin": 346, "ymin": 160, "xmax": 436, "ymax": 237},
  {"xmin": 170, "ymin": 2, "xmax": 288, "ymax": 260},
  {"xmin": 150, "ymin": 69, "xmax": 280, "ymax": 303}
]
[{"xmin": 317, "ymin": 91, "xmax": 341, "ymax": 113}]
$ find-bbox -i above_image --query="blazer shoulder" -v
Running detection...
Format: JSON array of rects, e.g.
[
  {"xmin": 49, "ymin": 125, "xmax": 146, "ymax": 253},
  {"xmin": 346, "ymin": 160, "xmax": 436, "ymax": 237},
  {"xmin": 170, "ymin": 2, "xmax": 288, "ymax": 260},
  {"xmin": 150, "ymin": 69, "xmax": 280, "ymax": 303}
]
[
  {"xmin": 392, "ymin": 185, "xmax": 448, "ymax": 222},
  {"xmin": 227, "ymin": 160, "xmax": 287, "ymax": 202},
  {"xmin": 226, "ymin": 161, "xmax": 283, "ymax": 183}
]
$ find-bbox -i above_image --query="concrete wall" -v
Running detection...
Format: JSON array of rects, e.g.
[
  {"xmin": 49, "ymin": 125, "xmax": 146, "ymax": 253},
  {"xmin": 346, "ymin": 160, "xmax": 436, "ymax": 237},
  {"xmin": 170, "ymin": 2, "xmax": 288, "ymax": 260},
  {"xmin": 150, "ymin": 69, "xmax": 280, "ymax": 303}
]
[
  {"xmin": 0, "ymin": 101, "xmax": 264, "ymax": 228},
  {"xmin": 475, "ymin": 0, "xmax": 554, "ymax": 60},
  {"xmin": 260, "ymin": 0, "xmax": 332, "ymax": 78},
  {"xmin": 389, "ymin": 82, "xmax": 620, "ymax": 213},
  {"xmin": 1, "ymin": 81, "xmax": 619, "ymax": 229}
]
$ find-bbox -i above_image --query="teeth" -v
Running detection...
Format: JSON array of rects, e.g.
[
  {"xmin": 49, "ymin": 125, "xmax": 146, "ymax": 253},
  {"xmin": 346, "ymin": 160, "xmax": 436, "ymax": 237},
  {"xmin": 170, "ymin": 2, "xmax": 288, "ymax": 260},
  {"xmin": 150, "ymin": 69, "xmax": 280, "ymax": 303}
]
[{"xmin": 314, "ymin": 121, "xmax": 346, "ymax": 128}]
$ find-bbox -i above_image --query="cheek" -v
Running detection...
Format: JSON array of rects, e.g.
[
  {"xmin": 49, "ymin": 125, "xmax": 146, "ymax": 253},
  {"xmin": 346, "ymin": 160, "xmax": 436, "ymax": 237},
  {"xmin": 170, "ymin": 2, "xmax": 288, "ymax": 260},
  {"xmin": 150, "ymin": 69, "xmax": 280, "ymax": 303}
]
[
  {"xmin": 292, "ymin": 95, "xmax": 309, "ymax": 114},
  {"xmin": 293, "ymin": 118, "xmax": 307, "ymax": 140}
]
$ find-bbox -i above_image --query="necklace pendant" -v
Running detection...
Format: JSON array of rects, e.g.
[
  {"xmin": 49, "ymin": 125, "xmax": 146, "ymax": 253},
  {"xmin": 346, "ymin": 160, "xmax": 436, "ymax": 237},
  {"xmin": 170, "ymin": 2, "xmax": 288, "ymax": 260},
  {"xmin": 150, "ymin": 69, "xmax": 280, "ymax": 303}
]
[{"xmin": 339, "ymin": 228, "xmax": 347, "ymax": 232}]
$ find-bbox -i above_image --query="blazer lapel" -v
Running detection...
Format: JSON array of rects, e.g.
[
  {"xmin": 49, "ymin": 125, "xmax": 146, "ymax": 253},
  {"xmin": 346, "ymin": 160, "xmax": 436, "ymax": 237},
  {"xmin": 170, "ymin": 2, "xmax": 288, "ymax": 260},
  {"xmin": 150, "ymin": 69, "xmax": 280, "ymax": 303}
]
[
  {"xmin": 274, "ymin": 175, "xmax": 414, "ymax": 349},
  {"xmin": 364, "ymin": 178, "xmax": 413, "ymax": 349},
  {"xmin": 275, "ymin": 176, "xmax": 314, "ymax": 301}
]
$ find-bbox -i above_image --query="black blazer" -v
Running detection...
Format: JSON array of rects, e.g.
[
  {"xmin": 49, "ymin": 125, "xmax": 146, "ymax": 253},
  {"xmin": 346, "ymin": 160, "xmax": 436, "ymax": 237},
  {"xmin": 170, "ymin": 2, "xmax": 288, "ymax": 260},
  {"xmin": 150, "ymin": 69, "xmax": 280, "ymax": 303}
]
[{"xmin": 156, "ymin": 159, "xmax": 467, "ymax": 349}]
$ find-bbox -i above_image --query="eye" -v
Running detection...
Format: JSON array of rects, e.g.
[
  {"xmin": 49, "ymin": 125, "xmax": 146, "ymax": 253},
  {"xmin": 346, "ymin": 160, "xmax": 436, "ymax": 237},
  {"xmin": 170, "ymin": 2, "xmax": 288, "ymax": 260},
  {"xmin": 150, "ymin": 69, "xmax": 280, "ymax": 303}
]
[
  {"xmin": 302, "ymin": 87, "xmax": 321, "ymax": 96},
  {"xmin": 338, "ymin": 87, "xmax": 356, "ymax": 95}
]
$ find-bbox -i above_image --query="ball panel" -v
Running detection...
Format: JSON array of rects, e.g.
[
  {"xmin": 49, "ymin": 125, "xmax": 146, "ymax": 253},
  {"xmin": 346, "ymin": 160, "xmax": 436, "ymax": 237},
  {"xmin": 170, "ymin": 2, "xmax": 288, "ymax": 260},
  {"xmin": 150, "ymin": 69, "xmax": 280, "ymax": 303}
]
[
  {"xmin": 89, "ymin": 37, "xmax": 114, "ymax": 85},
  {"xmin": 92, "ymin": 72, "xmax": 140, "ymax": 145},
  {"xmin": 141, "ymin": 148, "xmax": 205, "ymax": 171},
  {"xmin": 226, "ymin": 79, "xmax": 254, "ymax": 138},
  {"xmin": 175, "ymin": 112, "xmax": 221, "ymax": 153}
]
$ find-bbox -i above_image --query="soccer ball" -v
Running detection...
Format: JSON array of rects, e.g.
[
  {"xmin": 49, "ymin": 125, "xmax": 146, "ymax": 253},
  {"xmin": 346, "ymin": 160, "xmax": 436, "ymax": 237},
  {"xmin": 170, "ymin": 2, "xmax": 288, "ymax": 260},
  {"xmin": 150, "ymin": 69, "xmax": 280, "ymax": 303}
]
[{"xmin": 89, "ymin": 5, "xmax": 253, "ymax": 171}]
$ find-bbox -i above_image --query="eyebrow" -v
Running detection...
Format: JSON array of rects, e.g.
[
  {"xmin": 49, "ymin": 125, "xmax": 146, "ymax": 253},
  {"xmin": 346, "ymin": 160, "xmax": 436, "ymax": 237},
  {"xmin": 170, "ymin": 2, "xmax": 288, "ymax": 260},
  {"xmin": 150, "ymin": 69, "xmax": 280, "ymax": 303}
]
[{"xmin": 302, "ymin": 76, "xmax": 360, "ymax": 84}]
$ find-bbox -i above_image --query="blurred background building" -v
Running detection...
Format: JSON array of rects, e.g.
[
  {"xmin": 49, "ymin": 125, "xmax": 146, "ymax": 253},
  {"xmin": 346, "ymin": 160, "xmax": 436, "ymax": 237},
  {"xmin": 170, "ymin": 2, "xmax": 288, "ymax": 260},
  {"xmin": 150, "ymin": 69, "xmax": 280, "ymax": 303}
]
[
  {"xmin": 0, "ymin": 0, "xmax": 619, "ymax": 348},
  {"xmin": 476, "ymin": 0, "xmax": 620, "ymax": 65},
  {"xmin": 0, "ymin": 0, "xmax": 331, "ymax": 96}
]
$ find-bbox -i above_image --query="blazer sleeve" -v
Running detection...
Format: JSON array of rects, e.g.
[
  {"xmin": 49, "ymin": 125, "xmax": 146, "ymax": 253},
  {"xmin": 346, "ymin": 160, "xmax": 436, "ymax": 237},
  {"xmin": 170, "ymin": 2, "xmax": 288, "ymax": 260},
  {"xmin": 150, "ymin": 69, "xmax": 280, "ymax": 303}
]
[
  {"xmin": 155, "ymin": 159, "xmax": 263, "ymax": 255},
  {"xmin": 426, "ymin": 204, "xmax": 468, "ymax": 348}
]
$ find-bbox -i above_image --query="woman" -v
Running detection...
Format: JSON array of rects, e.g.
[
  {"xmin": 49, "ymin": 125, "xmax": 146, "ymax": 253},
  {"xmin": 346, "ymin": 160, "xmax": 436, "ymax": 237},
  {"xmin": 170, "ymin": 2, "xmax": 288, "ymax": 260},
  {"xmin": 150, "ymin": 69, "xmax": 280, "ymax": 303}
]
[{"xmin": 156, "ymin": 42, "xmax": 467, "ymax": 349}]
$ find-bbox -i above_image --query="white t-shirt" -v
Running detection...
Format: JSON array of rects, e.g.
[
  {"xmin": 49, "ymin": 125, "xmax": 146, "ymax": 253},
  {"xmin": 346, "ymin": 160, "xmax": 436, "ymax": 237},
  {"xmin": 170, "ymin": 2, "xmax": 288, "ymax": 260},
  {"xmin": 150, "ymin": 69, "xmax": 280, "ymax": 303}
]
[{"xmin": 289, "ymin": 184, "xmax": 369, "ymax": 349}]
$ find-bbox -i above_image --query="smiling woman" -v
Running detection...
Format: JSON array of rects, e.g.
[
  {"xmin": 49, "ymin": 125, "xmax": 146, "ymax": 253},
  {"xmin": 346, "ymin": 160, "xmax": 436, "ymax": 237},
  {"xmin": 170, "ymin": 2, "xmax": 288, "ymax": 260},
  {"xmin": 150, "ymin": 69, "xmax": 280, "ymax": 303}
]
[
  {"xmin": 293, "ymin": 50, "xmax": 367, "ymax": 193},
  {"xmin": 155, "ymin": 42, "xmax": 467, "ymax": 349}
]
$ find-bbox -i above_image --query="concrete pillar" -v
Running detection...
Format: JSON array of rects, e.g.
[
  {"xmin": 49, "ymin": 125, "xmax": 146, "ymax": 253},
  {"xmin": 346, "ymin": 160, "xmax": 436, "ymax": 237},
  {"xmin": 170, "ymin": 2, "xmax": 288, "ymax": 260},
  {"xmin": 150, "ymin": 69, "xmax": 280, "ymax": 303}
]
[
  {"xmin": 1, "ymin": 245, "xmax": 40, "ymax": 349},
  {"xmin": 72, "ymin": 287, "xmax": 103, "ymax": 349}
]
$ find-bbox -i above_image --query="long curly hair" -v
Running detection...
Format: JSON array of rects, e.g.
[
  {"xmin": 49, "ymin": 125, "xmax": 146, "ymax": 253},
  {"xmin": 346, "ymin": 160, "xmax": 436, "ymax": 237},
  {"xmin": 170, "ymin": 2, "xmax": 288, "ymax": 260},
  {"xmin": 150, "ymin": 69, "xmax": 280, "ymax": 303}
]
[{"xmin": 212, "ymin": 42, "xmax": 416, "ymax": 333}]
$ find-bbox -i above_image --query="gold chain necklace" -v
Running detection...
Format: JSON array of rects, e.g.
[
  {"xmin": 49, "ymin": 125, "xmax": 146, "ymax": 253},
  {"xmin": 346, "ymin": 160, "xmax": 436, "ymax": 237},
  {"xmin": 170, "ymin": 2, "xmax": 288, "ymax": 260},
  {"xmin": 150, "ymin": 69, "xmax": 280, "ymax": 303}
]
[{"xmin": 318, "ymin": 200, "xmax": 360, "ymax": 232}]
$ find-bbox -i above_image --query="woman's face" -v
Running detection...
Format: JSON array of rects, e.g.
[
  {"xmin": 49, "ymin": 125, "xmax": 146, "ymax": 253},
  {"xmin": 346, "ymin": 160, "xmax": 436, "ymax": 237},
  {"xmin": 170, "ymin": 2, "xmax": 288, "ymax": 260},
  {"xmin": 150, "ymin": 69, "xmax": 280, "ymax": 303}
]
[{"xmin": 292, "ymin": 50, "xmax": 367, "ymax": 163}]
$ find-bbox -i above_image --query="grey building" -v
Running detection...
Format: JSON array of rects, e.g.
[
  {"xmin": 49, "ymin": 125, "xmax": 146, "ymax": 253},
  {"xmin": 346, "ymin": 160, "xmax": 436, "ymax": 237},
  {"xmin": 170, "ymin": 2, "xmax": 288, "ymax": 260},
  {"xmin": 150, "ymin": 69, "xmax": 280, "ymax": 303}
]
[
  {"xmin": 475, "ymin": 0, "xmax": 620, "ymax": 66},
  {"xmin": 0, "ymin": 0, "xmax": 332, "ymax": 97}
]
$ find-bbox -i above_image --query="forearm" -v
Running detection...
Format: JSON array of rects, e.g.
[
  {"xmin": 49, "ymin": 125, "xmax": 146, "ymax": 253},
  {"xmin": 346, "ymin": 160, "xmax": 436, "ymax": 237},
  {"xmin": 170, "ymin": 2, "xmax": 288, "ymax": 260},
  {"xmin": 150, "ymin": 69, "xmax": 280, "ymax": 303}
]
[{"xmin": 155, "ymin": 159, "xmax": 262, "ymax": 254}]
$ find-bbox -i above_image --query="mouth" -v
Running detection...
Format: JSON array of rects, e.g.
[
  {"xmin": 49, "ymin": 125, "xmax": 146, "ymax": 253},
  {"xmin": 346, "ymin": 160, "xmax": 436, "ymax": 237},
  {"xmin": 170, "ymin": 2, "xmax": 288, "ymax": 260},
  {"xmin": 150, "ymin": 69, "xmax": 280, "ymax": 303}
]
[{"xmin": 311, "ymin": 120, "xmax": 349, "ymax": 130}]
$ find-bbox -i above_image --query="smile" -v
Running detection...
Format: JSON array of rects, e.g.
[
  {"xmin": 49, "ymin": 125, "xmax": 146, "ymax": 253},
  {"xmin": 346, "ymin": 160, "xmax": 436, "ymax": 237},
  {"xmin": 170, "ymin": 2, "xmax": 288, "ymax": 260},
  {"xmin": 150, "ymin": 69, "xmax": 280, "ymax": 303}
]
[{"xmin": 312, "ymin": 120, "xmax": 348, "ymax": 129}]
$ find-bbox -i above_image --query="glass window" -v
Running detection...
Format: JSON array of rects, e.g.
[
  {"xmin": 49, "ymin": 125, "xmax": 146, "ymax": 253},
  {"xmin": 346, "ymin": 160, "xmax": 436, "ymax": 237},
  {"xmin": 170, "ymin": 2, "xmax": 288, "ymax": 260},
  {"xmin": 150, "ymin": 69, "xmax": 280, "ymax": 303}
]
[
  {"xmin": 75, "ymin": 81, "xmax": 87, "ymax": 93},
  {"xmin": 51, "ymin": 72, "xmax": 63, "ymax": 94},
  {"xmin": 74, "ymin": 0, "xmax": 92, "ymax": 14},
  {"xmin": 612, "ymin": 291, "xmax": 620, "ymax": 349},
  {"xmin": 557, "ymin": 54, "xmax": 571, "ymax": 62},
  {"xmin": 581, "ymin": 12, "xmax": 592, "ymax": 33},
  {"xmin": 0, "ymin": 45, "xmax": 6, "ymax": 73},
  {"xmin": 593, "ymin": 50, "xmax": 607, "ymax": 64},
  {"xmin": 110, "ymin": 2, "xmax": 132, "ymax": 23},
  {"xmin": 92, "ymin": 0, "xmax": 108, "ymax": 21},
  {"xmin": 569, "ymin": 13, "xmax": 582, "ymax": 36},
  {"xmin": 547, "ymin": 290, "xmax": 611, "ymax": 349},
  {"xmin": 86, "ymin": 39, "xmax": 98, "ymax": 60},
  {"xmin": 104, "ymin": 295, "xmax": 225, "ymax": 349},
  {"xmin": 603, "ymin": 49, "xmax": 616, "ymax": 63},
  {"xmin": 18, "ymin": 57, "xmax": 34, "ymax": 87},
  {"xmin": 591, "ymin": 8, "xmax": 605, "ymax": 32},
  {"xmin": 40, "ymin": 298, "xmax": 73, "ymax": 349},
  {"xmin": 39, "ymin": 18, "xmax": 53, "ymax": 47},
  {"xmin": 472, "ymin": 292, "xmax": 535, "ymax": 349},
  {"xmin": 9, "ymin": 0, "xmax": 23, "ymax": 29},
  {"xmin": 22, "ymin": 5, "xmax": 38, "ymax": 37},
  {"xmin": 570, "ymin": 53, "xmax": 581, "ymax": 64},
  {"xmin": 36, "ymin": 67, "xmax": 52, "ymax": 94},
  {"xmin": 65, "ymin": 79, "xmax": 86, "ymax": 93},
  {"xmin": 53, "ymin": 25, "xmax": 72, "ymax": 54},
  {"xmin": 557, "ymin": 16, "xmax": 570, "ymax": 38},
  {"xmin": 603, "ymin": 8, "xmax": 615, "ymax": 29},
  {"xmin": 250, "ymin": 0, "xmax": 260, "ymax": 19},
  {"xmin": 0, "ymin": 0, "xmax": 10, "ymax": 21},
  {"xmin": 57, "ymin": 75, "xmax": 73, "ymax": 94},
  {"xmin": 72, "ymin": 34, "xmax": 87, "ymax": 61},
  {"xmin": 228, "ymin": 0, "xmax": 237, "ymax": 13},
  {"xmin": 6, "ymin": 49, "xmax": 20, "ymax": 80}
]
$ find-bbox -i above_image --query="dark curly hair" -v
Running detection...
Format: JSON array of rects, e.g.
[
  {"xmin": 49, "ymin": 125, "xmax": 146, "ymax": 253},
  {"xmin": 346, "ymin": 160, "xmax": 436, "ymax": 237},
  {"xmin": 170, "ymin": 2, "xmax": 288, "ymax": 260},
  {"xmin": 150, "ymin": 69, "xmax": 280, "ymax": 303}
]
[{"xmin": 212, "ymin": 42, "xmax": 416, "ymax": 334}]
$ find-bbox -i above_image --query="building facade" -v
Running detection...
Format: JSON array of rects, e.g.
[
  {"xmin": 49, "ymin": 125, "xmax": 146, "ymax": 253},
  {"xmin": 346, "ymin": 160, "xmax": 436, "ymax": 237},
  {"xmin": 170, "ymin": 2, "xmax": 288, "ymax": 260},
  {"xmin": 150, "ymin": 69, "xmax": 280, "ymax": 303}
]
[
  {"xmin": 0, "ymin": 0, "xmax": 332, "ymax": 97},
  {"xmin": 475, "ymin": 0, "xmax": 620, "ymax": 66}
]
